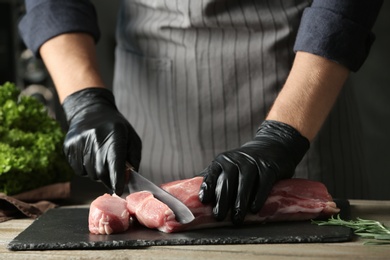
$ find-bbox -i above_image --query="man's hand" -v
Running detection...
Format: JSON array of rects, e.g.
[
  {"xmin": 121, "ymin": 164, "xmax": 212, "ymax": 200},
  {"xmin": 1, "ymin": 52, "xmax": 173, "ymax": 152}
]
[
  {"xmin": 198, "ymin": 120, "xmax": 309, "ymax": 225},
  {"xmin": 62, "ymin": 88, "xmax": 142, "ymax": 195}
]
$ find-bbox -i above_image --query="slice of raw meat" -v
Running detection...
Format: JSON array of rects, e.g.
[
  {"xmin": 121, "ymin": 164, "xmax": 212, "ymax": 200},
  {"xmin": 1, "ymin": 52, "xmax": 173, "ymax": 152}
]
[
  {"xmin": 126, "ymin": 177, "xmax": 340, "ymax": 233},
  {"xmin": 126, "ymin": 191, "xmax": 176, "ymax": 229},
  {"xmin": 89, "ymin": 194, "xmax": 130, "ymax": 234}
]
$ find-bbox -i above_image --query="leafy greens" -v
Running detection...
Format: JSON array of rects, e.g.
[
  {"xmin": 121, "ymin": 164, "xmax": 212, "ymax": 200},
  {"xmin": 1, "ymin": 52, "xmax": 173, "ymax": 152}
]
[{"xmin": 0, "ymin": 82, "xmax": 73, "ymax": 195}]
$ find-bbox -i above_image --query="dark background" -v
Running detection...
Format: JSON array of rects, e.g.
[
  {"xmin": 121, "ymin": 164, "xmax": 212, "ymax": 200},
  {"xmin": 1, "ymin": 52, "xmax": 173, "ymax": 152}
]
[{"xmin": 2, "ymin": 0, "xmax": 389, "ymax": 200}]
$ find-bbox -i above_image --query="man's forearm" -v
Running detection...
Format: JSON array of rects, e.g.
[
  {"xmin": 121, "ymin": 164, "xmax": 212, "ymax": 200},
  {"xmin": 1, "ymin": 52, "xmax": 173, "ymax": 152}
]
[
  {"xmin": 40, "ymin": 32, "xmax": 105, "ymax": 103},
  {"xmin": 266, "ymin": 51, "xmax": 350, "ymax": 141}
]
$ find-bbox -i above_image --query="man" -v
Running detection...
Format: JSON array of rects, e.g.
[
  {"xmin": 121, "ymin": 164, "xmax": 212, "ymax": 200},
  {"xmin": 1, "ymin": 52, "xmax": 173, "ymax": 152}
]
[{"xmin": 19, "ymin": 0, "xmax": 383, "ymax": 224}]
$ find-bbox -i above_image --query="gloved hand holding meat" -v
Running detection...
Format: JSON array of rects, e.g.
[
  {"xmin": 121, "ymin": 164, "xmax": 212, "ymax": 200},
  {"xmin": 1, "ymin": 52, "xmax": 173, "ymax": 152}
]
[
  {"xmin": 198, "ymin": 120, "xmax": 310, "ymax": 225},
  {"xmin": 62, "ymin": 88, "xmax": 142, "ymax": 196}
]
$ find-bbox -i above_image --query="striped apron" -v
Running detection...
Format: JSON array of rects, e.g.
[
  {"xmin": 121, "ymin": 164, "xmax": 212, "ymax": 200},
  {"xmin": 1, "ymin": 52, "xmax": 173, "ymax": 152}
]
[{"xmin": 112, "ymin": 0, "xmax": 369, "ymax": 199}]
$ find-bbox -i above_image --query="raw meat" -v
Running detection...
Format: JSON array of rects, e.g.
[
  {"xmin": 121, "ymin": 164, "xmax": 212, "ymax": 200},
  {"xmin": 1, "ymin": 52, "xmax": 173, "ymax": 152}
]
[
  {"xmin": 253, "ymin": 178, "xmax": 339, "ymax": 222},
  {"xmin": 89, "ymin": 194, "xmax": 130, "ymax": 234},
  {"xmin": 126, "ymin": 191, "xmax": 176, "ymax": 229},
  {"xmin": 88, "ymin": 177, "xmax": 340, "ymax": 234},
  {"xmin": 127, "ymin": 177, "xmax": 340, "ymax": 233}
]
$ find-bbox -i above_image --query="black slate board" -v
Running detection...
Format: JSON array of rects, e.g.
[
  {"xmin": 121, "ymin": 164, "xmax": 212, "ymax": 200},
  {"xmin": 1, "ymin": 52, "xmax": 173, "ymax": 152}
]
[{"xmin": 8, "ymin": 199, "xmax": 353, "ymax": 251}]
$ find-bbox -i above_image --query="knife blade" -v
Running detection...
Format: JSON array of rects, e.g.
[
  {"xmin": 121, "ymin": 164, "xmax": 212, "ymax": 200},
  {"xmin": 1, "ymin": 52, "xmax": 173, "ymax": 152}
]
[{"xmin": 126, "ymin": 163, "xmax": 195, "ymax": 224}]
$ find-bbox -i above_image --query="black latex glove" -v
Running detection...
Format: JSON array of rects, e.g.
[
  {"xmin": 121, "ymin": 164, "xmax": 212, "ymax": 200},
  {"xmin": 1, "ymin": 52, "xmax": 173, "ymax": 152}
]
[
  {"xmin": 198, "ymin": 120, "xmax": 310, "ymax": 225},
  {"xmin": 62, "ymin": 88, "xmax": 142, "ymax": 195}
]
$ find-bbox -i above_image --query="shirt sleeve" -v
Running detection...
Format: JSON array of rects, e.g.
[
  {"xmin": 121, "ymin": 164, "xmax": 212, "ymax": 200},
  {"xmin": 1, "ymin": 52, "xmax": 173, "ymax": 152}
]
[
  {"xmin": 293, "ymin": 0, "xmax": 383, "ymax": 72},
  {"xmin": 18, "ymin": 0, "xmax": 100, "ymax": 57}
]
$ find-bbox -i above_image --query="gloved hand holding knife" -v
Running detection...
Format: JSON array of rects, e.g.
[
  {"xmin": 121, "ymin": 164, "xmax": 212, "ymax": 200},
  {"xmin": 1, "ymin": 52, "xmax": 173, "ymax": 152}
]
[
  {"xmin": 62, "ymin": 88, "xmax": 194, "ymax": 223},
  {"xmin": 62, "ymin": 87, "xmax": 142, "ymax": 196}
]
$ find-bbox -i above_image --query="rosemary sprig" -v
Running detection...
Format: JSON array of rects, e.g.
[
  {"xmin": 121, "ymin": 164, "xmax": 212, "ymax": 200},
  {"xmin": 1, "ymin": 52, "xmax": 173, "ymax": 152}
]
[{"xmin": 312, "ymin": 214, "xmax": 390, "ymax": 245}]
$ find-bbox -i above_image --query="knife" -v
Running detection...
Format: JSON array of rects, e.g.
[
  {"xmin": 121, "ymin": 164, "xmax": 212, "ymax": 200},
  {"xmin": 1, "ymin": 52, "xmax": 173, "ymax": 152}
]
[{"xmin": 126, "ymin": 163, "xmax": 195, "ymax": 224}]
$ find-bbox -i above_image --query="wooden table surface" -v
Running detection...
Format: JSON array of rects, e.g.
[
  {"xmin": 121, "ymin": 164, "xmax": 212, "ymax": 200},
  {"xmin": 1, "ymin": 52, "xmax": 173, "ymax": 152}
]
[{"xmin": 1, "ymin": 200, "xmax": 389, "ymax": 260}]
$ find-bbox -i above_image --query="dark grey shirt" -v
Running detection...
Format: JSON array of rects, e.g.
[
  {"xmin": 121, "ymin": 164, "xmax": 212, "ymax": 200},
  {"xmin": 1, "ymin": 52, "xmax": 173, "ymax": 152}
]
[{"xmin": 19, "ymin": 0, "xmax": 383, "ymax": 71}]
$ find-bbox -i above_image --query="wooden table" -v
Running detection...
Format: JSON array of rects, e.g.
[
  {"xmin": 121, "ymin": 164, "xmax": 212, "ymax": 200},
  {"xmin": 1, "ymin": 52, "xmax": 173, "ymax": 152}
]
[{"xmin": 1, "ymin": 200, "xmax": 389, "ymax": 259}]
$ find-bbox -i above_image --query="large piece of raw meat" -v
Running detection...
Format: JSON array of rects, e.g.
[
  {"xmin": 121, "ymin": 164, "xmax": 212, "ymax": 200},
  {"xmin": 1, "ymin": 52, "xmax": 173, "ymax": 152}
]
[{"xmin": 88, "ymin": 177, "xmax": 339, "ymax": 234}]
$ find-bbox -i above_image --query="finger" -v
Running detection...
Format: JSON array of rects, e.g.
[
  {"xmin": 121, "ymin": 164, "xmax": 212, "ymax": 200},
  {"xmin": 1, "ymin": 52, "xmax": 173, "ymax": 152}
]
[
  {"xmin": 67, "ymin": 151, "xmax": 86, "ymax": 177},
  {"xmin": 107, "ymin": 139, "xmax": 128, "ymax": 196},
  {"xmin": 250, "ymin": 168, "xmax": 277, "ymax": 213},
  {"xmin": 198, "ymin": 162, "xmax": 222, "ymax": 203},
  {"xmin": 109, "ymin": 158, "xmax": 126, "ymax": 196},
  {"xmin": 83, "ymin": 140, "xmax": 98, "ymax": 180},
  {"xmin": 213, "ymin": 156, "xmax": 239, "ymax": 221},
  {"xmin": 232, "ymin": 153, "xmax": 258, "ymax": 225},
  {"xmin": 127, "ymin": 134, "xmax": 142, "ymax": 172},
  {"xmin": 64, "ymin": 134, "xmax": 88, "ymax": 177}
]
